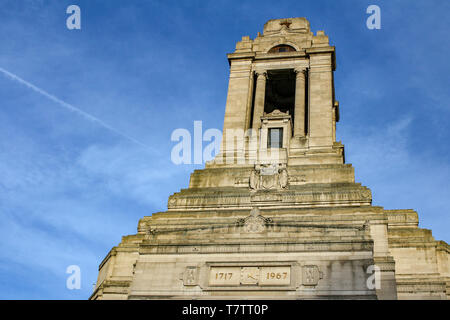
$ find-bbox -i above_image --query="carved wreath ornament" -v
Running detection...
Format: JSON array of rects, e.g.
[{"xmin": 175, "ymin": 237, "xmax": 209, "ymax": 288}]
[{"xmin": 237, "ymin": 207, "xmax": 273, "ymax": 233}]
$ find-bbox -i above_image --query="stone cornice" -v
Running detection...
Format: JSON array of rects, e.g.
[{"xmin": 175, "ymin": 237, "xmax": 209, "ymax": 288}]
[{"xmin": 227, "ymin": 52, "xmax": 256, "ymax": 65}]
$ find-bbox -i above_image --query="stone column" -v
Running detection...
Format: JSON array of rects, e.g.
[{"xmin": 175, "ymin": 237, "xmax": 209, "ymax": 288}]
[
  {"xmin": 294, "ymin": 68, "xmax": 306, "ymax": 137},
  {"xmin": 252, "ymin": 71, "xmax": 267, "ymax": 132}
]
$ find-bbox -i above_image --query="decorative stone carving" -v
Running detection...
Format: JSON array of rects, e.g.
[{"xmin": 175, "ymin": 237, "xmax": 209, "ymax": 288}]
[
  {"xmin": 279, "ymin": 169, "xmax": 288, "ymax": 189},
  {"xmin": 302, "ymin": 265, "xmax": 323, "ymax": 286},
  {"xmin": 237, "ymin": 207, "xmax": 273, "ymax": 233},
  {"xmin": 243, "ymin": 216, "xmax": 266, "ymax": 233},
  {"xmin": 263, "ymin": 109, "xmax": 289, "ymax": 118},
  {"xmin": 288, "ymin": 175, "xmax": 306, "ymax": 185},
  {"xmin": 240, "ymin": 267, "xmax": 260, "ymax": 285},
  {"xmin": 261, "ymin": 174, "xmax": 278, "ymax": 189},
  {"xmin": 255, "ymin": 71, "xmax": 267, "ymax": 79},
  {"xmin": 249, "ymin": 170, "xmax": 260, "ymax": 190},
  {"xmin": 260, "ymin": 163, "xmax": 279, "ymax": 175},
  {"xmin": 183, "ymin": 267, "xmax": 198, "ymax": 286},
  {"xmin": 360, "ymin": 189, "xmax": 372, "ymax": 200},
  {"xmin": 249, "ymin": 164, "xmax": 288, "ymax": 190}
]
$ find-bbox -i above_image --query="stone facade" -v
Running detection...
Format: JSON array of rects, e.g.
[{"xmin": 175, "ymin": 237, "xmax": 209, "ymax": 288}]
[{"xmin": 90, "ymin": 18, "xmax": 449, "ymax": 300}]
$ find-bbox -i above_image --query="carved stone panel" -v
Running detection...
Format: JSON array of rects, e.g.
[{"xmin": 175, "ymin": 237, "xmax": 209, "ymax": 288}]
[
  {"xmin": 249, "ymin": 164, "xmax": 288, "ymax": 190},
  {"xmin": 209, "ymin": 267, "xmax": 241, "ymax": 286},
  {"xmin": 208, "ymin": 266, "xmax": 291, "ymax": 287},
  {"xmin": 240, "ymin": 267, "xmax": 260, "ymax": 285},
  {"xmin": 183, "ymin": 267, "xmax": 199, "ymax": 286},
  {"xmin": 259, "ymin": 266, "xmax": 291, "ymax": 286},
  {"xmin": 302, "ymin": 265, "xmax": 322, "ymax": 286},
  {"xmin": 237, "ymin": 207, "xmax": 273, "ymax": 233}
]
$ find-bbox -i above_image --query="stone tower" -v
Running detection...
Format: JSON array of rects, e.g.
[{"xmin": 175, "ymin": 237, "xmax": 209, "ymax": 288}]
[{"xmin": 91, "ymin": 18, "xmax": 449, "ymax": 300}]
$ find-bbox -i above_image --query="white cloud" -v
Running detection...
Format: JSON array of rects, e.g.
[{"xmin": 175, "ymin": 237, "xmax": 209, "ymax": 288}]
[
  {"xmin": 76, "ymin": 143, "xmax": 186, "ymax": 207},
  {"xmin": 341, "ymin": 116, "xmax": 450, "ymax": 242}
]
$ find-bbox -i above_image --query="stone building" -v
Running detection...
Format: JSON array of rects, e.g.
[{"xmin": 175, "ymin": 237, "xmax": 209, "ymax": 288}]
[{"xmin": 91, "ymin": 18, "xmax": 449, "ymax": 300}]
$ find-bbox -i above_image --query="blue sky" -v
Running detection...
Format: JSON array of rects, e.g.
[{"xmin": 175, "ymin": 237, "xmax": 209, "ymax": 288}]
[{"xmin": 0, "ymin": 0, "xmax": 448, "ymax": 299}]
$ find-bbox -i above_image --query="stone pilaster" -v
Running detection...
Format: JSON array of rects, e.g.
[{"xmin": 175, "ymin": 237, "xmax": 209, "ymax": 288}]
[
  {"xmin": 219, "ymin": 57, "xmax": 253, "ymax": 155},
  {"xmin": 369, "ymin": 221, "xmax": 398, "ymax": 300},
  {"xmin": 307, "ymin": 51, "xmax": 334, "ymax": 147}
]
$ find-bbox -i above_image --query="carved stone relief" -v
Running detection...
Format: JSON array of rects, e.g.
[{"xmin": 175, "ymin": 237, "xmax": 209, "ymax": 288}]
[
  {"xmin": 249, "ymin": 164, "xmax": 288, "ymax": 190},
  {"xmin": 236, "ymin": 207, "xmax": 273, "ymax": 233},
  {"xmin": 302, "ymin": 265, "xmax": 323, "ymax": 286},
  {"xmin": 182, "ymin": 267, "xmax": 198, "ymax": 286}
]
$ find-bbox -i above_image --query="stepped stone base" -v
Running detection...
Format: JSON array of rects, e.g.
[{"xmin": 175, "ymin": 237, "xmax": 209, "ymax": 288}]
[{"xmin": 91, "ymin": 160, "xmax": 449, "ymax": 300}]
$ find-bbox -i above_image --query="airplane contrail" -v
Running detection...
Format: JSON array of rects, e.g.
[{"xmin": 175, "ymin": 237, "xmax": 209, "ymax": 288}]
[{"xmin": 0, "ymin": 67, "xmax": 152, "ymax": 150}]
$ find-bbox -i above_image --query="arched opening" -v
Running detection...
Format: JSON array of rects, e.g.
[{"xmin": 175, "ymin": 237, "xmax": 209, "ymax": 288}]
[{"xmin": 268, "ymin": 44, "xmax": 296, "ymax": 53}]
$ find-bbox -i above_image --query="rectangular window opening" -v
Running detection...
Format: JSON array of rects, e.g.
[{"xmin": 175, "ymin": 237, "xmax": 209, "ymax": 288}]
[{"xmin": 268, "ymin": 128, "xmax": 283, "ymax": 148}]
